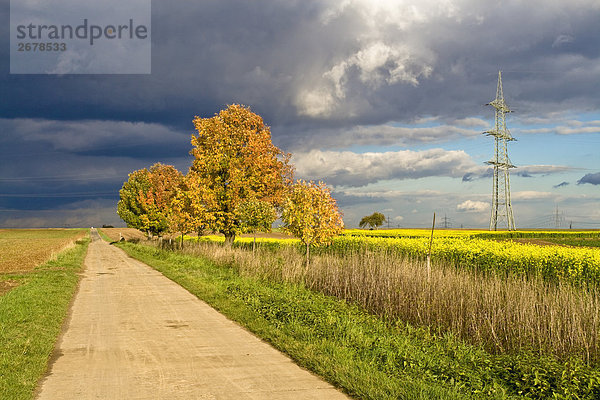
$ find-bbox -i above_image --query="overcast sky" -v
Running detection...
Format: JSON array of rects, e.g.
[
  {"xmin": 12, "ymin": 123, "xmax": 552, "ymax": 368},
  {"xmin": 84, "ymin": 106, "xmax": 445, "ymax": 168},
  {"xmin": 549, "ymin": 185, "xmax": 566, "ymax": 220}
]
[{"xmin": 1, "ymin": 0, "xmax": 599, "ymax": 229}]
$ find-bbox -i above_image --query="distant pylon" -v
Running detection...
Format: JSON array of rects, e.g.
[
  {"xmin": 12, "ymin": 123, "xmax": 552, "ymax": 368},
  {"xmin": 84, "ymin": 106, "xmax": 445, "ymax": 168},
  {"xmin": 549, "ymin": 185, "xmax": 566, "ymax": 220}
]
[
  {"xmin": 554, "ymin": 205, "xmax": 564, "ymax": 228},
  {"xmin": 484, "ymin": 71, "xmax": 516, "ymax": 231},
  {"xmin": 442, "ymin": 214, "xmax": 451, "ymax": 229}
]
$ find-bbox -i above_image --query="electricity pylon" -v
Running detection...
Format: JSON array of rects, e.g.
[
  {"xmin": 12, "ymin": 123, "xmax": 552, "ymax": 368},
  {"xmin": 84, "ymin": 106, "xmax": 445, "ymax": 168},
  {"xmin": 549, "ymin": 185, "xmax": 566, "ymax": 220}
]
[{"xmin": 484, "ymin": 71, "xmax": 516, "ymax": 231}]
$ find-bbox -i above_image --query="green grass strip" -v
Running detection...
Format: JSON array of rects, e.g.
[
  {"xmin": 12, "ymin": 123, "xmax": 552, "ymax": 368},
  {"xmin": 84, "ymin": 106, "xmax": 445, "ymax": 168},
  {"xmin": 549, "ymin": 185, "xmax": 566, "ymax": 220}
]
[
  {"xmin": 117, "ymin": 242, "xmax": 600, "ymax": 399},
  {"xmin": 116, "ymin": 243, "xmax": 518, "ymax": 399},
  {"xmin": 0, "ymin": 237, "xmax": 90, "ymax": 400}
]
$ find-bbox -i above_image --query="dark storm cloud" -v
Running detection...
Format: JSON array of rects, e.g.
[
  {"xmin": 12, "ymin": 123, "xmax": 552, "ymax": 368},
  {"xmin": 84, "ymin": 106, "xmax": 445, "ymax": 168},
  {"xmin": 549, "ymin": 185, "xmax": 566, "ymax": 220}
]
[
  {"xmin": 332, "ymin": 191, "xmax": 387, "ymax": 208},
  {"xmin": 578, "ymin": 172, "xmax": 600, "ymax": 185},
  {"xmin": 0, "ymin": 118, "xmax": 190, "ymax": 156},
  {"xmin": 461, "ymin": 165, "xmax": 571, "ymax": 183},
  {"xmin": 554, "ymin": 181, "xmax": 570, "ymax": 188},
  {"xmin": 0, "ymin": 199, "xmax": 123, "ymax": 228},
  {"xmin": 2, "ymin": 1, "xmax": 600, "ymax": 227},
  {"xmin": 0, "ymin": 118, "xmax": 192, "ymax": 218},
  {"xmin": 2, "ymin": 1, "xmax": 600, "ymax": 133}
]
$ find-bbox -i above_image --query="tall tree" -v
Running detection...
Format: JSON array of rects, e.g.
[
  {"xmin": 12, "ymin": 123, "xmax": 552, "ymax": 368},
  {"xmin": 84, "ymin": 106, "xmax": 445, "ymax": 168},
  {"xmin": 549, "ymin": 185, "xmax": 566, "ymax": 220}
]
[
  {"xmin": 117, "ymin": 168, "xmax": 151, "ymax": 236},
  {"xmin": 190, "ymin": 104, "xmax": 293, "ymax": 245},
  {"xmin": 359, "ymin": 212, "xmax": 386, "ymax": 229},
  {"xmin": 281, "ymin": 180, "xmax": 344, "ymax": 265},
  {"xmin": 235, "ymin": 199, "xmax": 277, "ymax": 252},
  {"xmin": 117, "ymin": 163, "xmax": 183, "ymax": 237},
  {"xmin": 168, "ymin": 172, "xmax": 213, "ymax": 248}
]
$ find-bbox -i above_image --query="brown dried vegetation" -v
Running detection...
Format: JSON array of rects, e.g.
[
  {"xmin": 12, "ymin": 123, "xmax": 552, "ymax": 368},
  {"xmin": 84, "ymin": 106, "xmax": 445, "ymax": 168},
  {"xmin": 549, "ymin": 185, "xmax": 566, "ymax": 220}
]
[
  {"xmin": 174, "ymin": 241, "xmax": 600, "ymax": 363},
  {"xmin": 0, "ymin": 229, "xmax": 87, "ymax": 274}
]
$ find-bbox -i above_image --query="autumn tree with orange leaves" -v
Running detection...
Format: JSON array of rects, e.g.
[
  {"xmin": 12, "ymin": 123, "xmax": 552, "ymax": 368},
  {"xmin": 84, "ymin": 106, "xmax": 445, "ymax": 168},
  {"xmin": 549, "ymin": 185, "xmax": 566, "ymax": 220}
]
[
  {"xmin": 168, "ymin": 172, "xmax": 214, "ymax": 247},
  {"xmin": 281, "ymin": 180, "xmax": 344, "ymax": 265},
  {"xmin": 189, "ymin": 104, "xmax": 293, "ymax": 245},
  {"xmin": 117, "ymin": 163, "xmax": 183, "ymax": 238}
]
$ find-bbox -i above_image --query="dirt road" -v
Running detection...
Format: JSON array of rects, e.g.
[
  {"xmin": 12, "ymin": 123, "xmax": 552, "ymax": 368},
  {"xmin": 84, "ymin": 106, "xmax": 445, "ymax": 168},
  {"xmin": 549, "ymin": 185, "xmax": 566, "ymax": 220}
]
[{"xmin": 36, "ymin": 230, "xmax": 348, "ymax": 399}]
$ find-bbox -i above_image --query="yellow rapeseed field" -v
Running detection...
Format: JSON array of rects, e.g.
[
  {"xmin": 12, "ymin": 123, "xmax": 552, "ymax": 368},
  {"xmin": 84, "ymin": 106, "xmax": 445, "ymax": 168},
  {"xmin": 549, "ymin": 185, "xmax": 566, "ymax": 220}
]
[{"xmin": 189, "ymin": 229, "xmax": 600, "ymax": 284}]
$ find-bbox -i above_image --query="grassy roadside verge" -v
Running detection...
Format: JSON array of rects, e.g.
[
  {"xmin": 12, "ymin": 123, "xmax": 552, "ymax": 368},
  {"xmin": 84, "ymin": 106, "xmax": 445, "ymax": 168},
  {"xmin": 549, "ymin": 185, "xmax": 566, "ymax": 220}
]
[
  {"xmin": 97, "ymin": 229, "xmax": 113, "ymax": 242},
  {"xmin": 121, "ymin": 241, "xmax": 600, "ymax": 399},
  {"xmin": 0, "ymin": 235, "xmax": 90, "ymax": 399},
  {"xmin": 116, "ymin": 241, "xmax": 482, "ymax": 399},
  {"xmin": 117, "ymin": 241, "xmax": 600, "ymax": 399}
]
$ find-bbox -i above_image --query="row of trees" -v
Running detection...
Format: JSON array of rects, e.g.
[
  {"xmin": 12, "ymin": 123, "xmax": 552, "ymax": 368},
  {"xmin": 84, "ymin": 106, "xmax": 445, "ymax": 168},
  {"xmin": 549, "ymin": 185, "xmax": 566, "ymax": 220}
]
[{"xmin": 117, "ymin": 104, "xmax": 344, "ymax": 252}]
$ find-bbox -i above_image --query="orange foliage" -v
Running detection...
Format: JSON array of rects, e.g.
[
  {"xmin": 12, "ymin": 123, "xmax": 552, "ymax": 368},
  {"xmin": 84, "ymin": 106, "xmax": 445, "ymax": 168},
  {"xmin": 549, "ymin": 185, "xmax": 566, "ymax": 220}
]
[{"xmin": 190, "ymin": 104, "xmax": 293, "ymax": 243}]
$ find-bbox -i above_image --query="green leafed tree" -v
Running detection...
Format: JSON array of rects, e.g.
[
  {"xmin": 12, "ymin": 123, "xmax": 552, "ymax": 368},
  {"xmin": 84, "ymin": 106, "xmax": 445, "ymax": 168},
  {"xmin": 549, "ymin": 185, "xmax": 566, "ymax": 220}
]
[
  {"xmin": 281, "ymin": 180, "xmax": 344, "ymax": 265},
  {"xmin": 359, "ymin": 212, "xmax": 386, "ymax": 230},
  {"xmin": 117, "ymin": 168, "xmax": 151, "ymax": 236},
  {"xmin": 235, "ymin": 199, "xmax": 277, "ymax": 252},
  {"xmin": 117, "ymin": 163, "xmax": 183, "ymax": 238}
]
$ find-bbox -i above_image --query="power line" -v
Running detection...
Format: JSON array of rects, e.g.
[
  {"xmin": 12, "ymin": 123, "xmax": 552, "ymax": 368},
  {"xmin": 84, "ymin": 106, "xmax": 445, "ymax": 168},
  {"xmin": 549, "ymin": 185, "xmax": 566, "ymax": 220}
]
[
  {"xmin": 484, "ymin": 71, "xmax": 516, "ymax": 231},
  {"xmin": 0, "ymin": 173, "xmax": 124, "ymax": 182},
  {"xmin": 0, "ymin": 192, "xmax": 116, "ymax": 198},
  {"xmin": 441, "ymin": 214, "xmax": 452, "ymax": 229}
]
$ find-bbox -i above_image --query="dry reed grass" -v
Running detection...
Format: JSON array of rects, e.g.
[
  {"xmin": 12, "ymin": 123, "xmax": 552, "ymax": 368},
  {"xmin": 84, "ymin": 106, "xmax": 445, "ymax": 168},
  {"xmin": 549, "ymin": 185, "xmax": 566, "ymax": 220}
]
[{"xmin": 173, "ymin": 241, "xmax": 600, "ymax": 363}]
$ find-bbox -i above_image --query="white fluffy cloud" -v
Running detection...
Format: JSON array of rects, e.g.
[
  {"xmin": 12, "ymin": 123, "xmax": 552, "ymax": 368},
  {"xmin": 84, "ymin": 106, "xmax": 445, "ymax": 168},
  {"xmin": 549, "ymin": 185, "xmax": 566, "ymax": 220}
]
[
  {"xmin": 522, "ymin": 119, "xmax": 600, "ymax": 135},
  {"xmin": 512, "ymin": 191, "xmax": 555, "ymax": 200},
  {"xmin": 457, "ymin": 200, "xmax": 489, "ymax": 212},
  {"xmin": 293, "ymin": 148, "xmax": 480, "ymax": 186},
  {"xmin": 296, "ymin": 0, "xmax": 445, "ymax": 117}
]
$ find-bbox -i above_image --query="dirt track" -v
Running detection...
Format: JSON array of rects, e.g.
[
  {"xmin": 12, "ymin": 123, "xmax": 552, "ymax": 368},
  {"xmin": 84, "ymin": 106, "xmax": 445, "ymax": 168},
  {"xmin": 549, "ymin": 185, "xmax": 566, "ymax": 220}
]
[{"xmin": 36, "ymin": 229, "xmax": 348, "ymax": 399}]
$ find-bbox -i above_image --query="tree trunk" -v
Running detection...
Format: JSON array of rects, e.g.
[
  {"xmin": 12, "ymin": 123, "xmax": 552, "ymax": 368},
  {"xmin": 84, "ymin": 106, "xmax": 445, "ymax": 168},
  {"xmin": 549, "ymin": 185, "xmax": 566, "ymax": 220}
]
[
  {"xmin": 305, "ymin": 242, "xmax": 310, "ymax": 268},
  {"xmin": 181, "ymin": 232, "xmax": 184, "ymax": 249},
  {"xmin": 147, "ymin": 230, "xmax": 152, "ymax": 240},
  {"xmin": 253, "ymin": 234, "xmax": 256, "ymax": 253},
  {"xmin": 224, "ymin": 232, "xmax": 235, "ymax": 247}
]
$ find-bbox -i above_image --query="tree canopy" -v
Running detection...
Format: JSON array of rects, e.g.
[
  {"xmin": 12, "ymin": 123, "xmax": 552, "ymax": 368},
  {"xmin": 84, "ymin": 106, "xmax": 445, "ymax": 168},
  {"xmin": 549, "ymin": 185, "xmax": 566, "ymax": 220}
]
[
  {"xmin": 359, "ymin": 212, "xmax": 386, "ymax": 229},
  {"xmin": 281, "ymin": 180, "xmax": 344, "ymax": 263},
  {"xmin": 117, "ymin": 163, "xmax": 183, "ymax": 237},
  {"xmin": 116, "ymin": 106, "xmax": 351, "ymax": 252},
  {"xmin": 117, "ymin": 168, "xmax": 151, "ymax": 233},
  {"xmin": 235, "ymin": 198, "xmax": 277, "ymax": 251},
  {"xmin": 168, "ymin": 172, "xmax": 213, "ymax": 238},
  {"xmin": 189, "ymin": 104, "xmax": 293, "ymax": 244}
]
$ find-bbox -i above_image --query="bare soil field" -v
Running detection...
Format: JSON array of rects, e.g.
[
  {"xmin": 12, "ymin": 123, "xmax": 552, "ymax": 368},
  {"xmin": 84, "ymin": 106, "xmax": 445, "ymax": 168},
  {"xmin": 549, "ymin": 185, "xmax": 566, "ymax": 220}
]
[
  {"xmin": 0, "ymin": 279, "xmax": 20, "ymax": 295},
  {"xmin": 99, "ymin": 227, "xmax": 148, "ymax": 242},
  {"xmin": 0, "ymin": 229, "xmax": 87, "ymax": 273}
]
